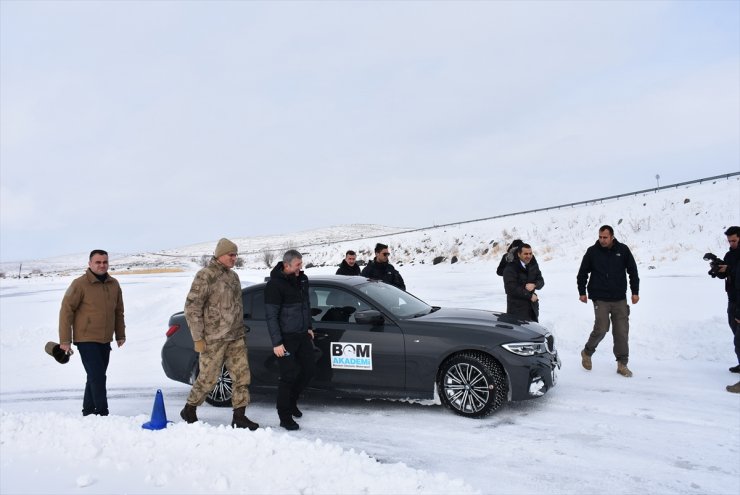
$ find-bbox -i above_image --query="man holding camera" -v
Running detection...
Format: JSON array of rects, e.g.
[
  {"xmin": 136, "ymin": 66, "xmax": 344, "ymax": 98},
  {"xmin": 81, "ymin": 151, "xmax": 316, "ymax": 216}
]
[{"xmin": 715, "ymin": 226, "xmax": 740, "ymax": 374}]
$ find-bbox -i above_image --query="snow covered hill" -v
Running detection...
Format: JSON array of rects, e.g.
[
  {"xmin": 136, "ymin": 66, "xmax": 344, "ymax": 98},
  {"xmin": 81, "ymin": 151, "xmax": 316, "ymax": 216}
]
[{"xmin": 2, "ymin": 176, "xmax": 738, "ymax": 276}]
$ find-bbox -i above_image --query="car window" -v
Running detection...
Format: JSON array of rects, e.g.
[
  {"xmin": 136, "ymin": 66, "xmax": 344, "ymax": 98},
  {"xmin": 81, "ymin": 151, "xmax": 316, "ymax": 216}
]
[
  {"xmin": 244, "ymin": 290, "xmax": 266, "ymax": 320},
  {"xmin": 356, "ymin": 281, "xmax": 432, "ymax": 318},
  {"xmin": 310, "ymin": 287, "xmax": 372, "ymax": 324}
]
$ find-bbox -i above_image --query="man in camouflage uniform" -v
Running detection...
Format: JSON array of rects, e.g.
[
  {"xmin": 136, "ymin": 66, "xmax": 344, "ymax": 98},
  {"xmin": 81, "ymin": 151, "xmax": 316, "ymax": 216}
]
[{"xmin": 180, "ymin": 238, "xmax": 259, "ymax": 430}]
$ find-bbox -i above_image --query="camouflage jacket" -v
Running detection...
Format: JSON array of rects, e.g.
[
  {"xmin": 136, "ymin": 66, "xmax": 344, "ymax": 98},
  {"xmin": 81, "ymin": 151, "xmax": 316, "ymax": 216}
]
[{"xmin": 184, "ymin": 258, "xmax": 244, "ymax": 343}]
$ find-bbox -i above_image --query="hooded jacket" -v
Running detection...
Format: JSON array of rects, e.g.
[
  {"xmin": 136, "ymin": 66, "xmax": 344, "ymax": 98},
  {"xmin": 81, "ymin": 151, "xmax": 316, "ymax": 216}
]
[
  {"xmin": 265, "ymin": 262, "xmax": 312, "ymax": 347},
  {"xmin": 184, "ymin": 257, "xmax": 244, "ymax": 343},
  {"xmin": 577, "ymin": 239, "xmax": 639, "ymax": 301},
  {"xmin": 361, "ymin": 260, "xmax": 406, "ymax": 290},
  {"xmin": 59, "ymin": 269, "xmax": 125, "ymax": 344},
  {"xmin": 336, "ymin": 260, "xmax": 361, "ymax": 276}
]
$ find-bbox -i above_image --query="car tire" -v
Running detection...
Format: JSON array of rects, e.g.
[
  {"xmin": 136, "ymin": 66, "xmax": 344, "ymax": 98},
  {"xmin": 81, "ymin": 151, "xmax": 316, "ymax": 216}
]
[
  {"xmin": 204, "ymin": 364, "xmax": 233, "ymax": 407},
  {"xmin": 437, "ymin": 352, "xmax": 507, "ymax": 418}
]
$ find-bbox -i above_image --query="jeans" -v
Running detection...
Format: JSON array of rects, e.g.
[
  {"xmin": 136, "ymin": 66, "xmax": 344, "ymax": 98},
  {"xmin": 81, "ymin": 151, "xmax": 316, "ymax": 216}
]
[{"xmin": 76, "ymin": 342, "xmax": 111, "ymax": 415}]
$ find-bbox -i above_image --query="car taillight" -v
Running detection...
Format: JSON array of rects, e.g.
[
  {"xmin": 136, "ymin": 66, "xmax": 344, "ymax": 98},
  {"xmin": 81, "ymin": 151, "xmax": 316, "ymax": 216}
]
[{"xmin": 166, "ymin": 324, "xmax": 180, "ymax": 337}]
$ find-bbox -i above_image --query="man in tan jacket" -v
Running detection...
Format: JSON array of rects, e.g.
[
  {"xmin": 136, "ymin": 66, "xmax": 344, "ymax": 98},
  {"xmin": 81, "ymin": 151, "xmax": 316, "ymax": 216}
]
[
  {"xmin": 59, "ymin": 249, "xmax": 125, "ymax": 416},
  {"xmin": 180, "ymin": 238, "xmax": 259, "ymax": 430}
]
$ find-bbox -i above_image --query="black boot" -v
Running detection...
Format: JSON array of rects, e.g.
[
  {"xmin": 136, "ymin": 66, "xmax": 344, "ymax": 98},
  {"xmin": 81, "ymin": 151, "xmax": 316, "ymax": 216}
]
[
  {"xmin": 279, "ymin": 413, "xmax": 299, "ymax": 431},
  {"xmin": 290, "ymin": 401, "xmax": 303, "ymax": 418},
  {"xmin": 232, "ymin": 406, "xmax": 259, "ymax": 431},
  {"xmin": 180, "ymin": 403, "xmax": 198, "ymax": 424}
]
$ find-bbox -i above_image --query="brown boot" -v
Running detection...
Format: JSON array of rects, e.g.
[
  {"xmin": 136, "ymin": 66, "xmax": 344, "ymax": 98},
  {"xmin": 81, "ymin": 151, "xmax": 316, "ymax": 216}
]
[
  {"xmin": 581, "ymin": 350, "xmax": 592, "ymax": 371},
  {"xmin": 617, "ymin": 362, "xmax": 633, "ymax": 377},
  {"xmin": 180, "ymin": 403, "xmax": 198, "ymax": 423},
  {"xmin": 232, "ymin": 406, "xmax": 259, "ymax": 431},
  {"xmin": 726, "ymin": 381, "xmax": 740, "ymax": 393}
]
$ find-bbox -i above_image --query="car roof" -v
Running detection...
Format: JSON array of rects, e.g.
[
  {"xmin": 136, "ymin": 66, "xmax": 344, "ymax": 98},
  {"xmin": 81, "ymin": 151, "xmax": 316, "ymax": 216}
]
[{"xmin": 248, "ymin": 274, "xmax": 373, "ymax": 290}]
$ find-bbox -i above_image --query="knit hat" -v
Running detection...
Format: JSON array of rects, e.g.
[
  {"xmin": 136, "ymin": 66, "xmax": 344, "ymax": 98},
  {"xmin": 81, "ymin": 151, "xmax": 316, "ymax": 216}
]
[
  {"xmin": 214, "ymin": 238, "xmax": 238, "ymax": 258},
  {"xmin": 44, "ymin": 341, "xmax": 71, "ymax": 364}
]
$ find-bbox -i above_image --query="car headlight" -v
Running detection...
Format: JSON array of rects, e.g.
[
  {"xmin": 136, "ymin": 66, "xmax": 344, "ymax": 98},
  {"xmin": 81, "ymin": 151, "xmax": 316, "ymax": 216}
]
[{"xmin": 502, "ymin": 342, "xmax": 548, "ymax": 356}]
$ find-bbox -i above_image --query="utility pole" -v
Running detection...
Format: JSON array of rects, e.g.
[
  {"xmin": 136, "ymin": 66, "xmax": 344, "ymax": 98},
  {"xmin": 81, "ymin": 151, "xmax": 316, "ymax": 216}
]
[{"xmin": 18, "ymin": 262, "xmax": 22, "ymax": 279}]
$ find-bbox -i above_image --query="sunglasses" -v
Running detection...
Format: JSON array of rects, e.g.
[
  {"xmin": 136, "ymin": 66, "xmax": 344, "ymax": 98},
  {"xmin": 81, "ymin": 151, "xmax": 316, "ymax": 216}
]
[{"xmin": 381, "ymin": 252, "xmax": 390, "ymax": 256}]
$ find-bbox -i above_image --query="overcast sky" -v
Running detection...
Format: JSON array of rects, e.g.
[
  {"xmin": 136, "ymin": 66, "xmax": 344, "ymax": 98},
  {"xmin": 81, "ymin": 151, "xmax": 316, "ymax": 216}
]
[{"xmin": 1, "ymin": 0, "xmax": 738, "ymax": 262}]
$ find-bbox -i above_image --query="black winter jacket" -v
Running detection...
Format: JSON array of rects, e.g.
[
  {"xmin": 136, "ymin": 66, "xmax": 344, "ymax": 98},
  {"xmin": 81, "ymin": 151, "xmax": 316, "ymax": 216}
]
[
  {"xmin": 265, "ymin": 262, "xmax": 311, "ymax": 347},
  {"xmin": 719, "ymin": 247, "xmax": 738, "ymax": 302},
  {"xmin": 577, "ymin": 239, "xmax": 639, "ymax": 301},
  {"xmin": 734, "ymin": 262, "xmax": 740, "ymax": 319},
  {"xmin": 361, "ymin": 260, "xmax": 406, "ymax": 290},
  {"xmin": 503, "ymin": 260, "xmax": 544, "ymax": 321},
  {"xmin": 336, "ymin": 260, "xmax": 361, "ymax": 276}
]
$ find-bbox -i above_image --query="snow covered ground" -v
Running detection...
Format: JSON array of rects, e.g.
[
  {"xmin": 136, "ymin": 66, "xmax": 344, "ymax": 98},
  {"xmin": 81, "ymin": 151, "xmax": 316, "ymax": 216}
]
[{"xmin": 1, "ymin": 178, "xmax": 739, "ymax": 494}]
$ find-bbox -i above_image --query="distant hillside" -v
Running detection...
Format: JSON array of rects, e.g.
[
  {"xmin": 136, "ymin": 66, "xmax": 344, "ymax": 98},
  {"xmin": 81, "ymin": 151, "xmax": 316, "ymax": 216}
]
[{"xmin": 3, "ymin": 177, "xmax": 738, "ymax": 277}]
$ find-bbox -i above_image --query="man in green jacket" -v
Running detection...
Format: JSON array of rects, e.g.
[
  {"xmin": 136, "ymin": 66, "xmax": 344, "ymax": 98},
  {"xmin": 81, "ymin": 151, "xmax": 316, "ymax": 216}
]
[
  {"xmin": 180, "ymin": 238, "xmax": 259, "ymax": 430},
  {"xmin": 59, "ymin": 249, "xmax": 126, "ymax": 416}
]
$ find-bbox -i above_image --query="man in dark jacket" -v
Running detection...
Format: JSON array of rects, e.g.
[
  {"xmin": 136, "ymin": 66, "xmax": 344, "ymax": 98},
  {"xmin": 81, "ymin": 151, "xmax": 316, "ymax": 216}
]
[
  {"xmin": 361, "ymin": 243, "xmax": 405, "ymax": 290},
  {"xmin": 726, "ymin": 261, "xmax": 740, "ymax": 393},
  {"xmin": 265, "ymin": 249, "xmax": 316, "ymax": 430},
  {"xmin": 336, "ymin": 250, "xmax": 361, "ymax": 276},
  {"xmin": 716, "ymin": 226, "xmax": 740, "ymax": 373},
  {"xmin": 577, "ymin": 225, "xmax": 640, "ymax": 377},
  {"xmin": 503, "ymin": 243, "xmax": 544, "ymax": 322}
]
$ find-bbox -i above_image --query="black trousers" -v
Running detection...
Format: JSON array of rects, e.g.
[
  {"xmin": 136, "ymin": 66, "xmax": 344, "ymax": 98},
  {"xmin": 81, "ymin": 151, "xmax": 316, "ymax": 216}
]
[
  {"xmin": 76, "ymin": 342, "xmax": 111, "ymax": 415},
  {"xmin": 729, "ymin": 301, "xmax": 740, "ymax": 364},
  {"xmin": 276, "ymin": 333, "xmax": 316, "ymax": 418}
]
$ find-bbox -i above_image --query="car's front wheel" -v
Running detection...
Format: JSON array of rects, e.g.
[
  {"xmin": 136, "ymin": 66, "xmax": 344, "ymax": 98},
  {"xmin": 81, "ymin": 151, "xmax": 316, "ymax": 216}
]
[
  {"xmin": 437, "ymin": 352, "xmax": 507, "ymax": 418},
  {"xmin": 204, "ymin": 365, "xmax": 233, "ymax": 407}
]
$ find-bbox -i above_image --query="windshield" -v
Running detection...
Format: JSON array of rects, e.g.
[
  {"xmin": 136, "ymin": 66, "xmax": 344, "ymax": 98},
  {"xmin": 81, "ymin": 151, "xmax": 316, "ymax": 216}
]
[{"xmin": 356, "ymin": 281, "xmax": 432, "ymax": 318}]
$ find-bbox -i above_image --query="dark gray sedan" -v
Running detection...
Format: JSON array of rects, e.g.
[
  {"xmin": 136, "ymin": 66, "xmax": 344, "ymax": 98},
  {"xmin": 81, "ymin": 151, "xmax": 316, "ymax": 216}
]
[{"xmin": 161, "ymin": 275, "xmax": 560, "ymax": 418}]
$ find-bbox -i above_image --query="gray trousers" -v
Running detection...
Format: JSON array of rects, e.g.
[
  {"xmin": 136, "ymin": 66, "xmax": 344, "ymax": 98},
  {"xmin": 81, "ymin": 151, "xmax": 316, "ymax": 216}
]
[{"xmin": 583, "ymin": 299, "xmax": 630, "ymax": 364}]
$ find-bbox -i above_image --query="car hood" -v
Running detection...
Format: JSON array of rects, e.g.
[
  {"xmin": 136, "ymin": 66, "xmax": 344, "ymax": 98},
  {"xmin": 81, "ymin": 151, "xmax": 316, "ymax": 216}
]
[{"xmin": 410, "ymin": 307, "xmax": 548, "ymax": 341}]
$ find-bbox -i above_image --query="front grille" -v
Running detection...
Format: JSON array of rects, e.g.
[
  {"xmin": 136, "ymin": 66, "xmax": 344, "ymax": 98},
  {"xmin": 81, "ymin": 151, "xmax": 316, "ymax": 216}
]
[{"xmin": 545, "ymin": 333, "xmax": 555, "ymax": 354}]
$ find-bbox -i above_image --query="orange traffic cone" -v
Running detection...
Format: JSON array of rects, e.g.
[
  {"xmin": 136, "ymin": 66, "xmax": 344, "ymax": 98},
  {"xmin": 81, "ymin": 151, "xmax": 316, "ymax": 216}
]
[{"xmin": 142, "ymin": 389, "xmax": 171, "ymax": 430}]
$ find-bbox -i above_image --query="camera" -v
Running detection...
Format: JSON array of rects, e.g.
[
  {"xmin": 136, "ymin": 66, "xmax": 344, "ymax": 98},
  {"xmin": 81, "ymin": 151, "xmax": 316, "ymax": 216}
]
[{"xmin": 703, "ymin": 252, "xmax": 724, "ymax": 278}]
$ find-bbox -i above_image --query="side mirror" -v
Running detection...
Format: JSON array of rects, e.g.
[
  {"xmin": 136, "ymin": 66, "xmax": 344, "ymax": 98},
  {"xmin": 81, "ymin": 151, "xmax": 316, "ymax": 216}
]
[{"xmin": 355, "ymin": 309, "xmax": 384, "ymax": 325}]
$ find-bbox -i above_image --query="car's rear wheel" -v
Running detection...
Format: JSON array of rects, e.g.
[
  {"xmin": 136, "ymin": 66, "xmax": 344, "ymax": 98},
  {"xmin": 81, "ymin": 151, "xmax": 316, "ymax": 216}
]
[
  {"xmin": 437, "ymin": 352, "xmax": 507, "ymax": 418},
  {"xmin": 204, "ymin": 365, "xmax": 233, "ymax": 407}
]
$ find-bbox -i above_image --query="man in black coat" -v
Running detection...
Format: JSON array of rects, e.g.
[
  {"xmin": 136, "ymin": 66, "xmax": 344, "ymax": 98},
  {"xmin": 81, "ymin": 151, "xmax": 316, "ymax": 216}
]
[
  {"xmin": 716, "ymin": 225, "xmax": 740, "ymax": 373},
  {"xmin": 265, "ymin": 249, "xmax": 316, "ymax": 431},
  {"xmin": 361, "ymin": 243, "xmax": 405, "ymax": 290},
  {"xmin": 577, "ymin": 225, "xmax": 640, "ymax": 378},
  {"xmin": 336, "ymin": 250, "xmax": 361, "ymax": 276},
  {"xmin": 727, "ymin": 261, "xmax": 740, "ymax": 393},
  {"xmin": 503, "ymin": 243, "xmax": 544, "ymax": 322}
]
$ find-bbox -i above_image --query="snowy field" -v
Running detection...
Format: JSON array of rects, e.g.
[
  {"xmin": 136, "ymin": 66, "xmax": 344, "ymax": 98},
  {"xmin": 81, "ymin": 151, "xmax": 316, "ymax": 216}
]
[
  {"xmin": 1, "ymin": 259, "xmax": 739, "ymax": 495},
  {"xmin": 1, "ymin": 178, "xmax": 739, "ymax": 494}
]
